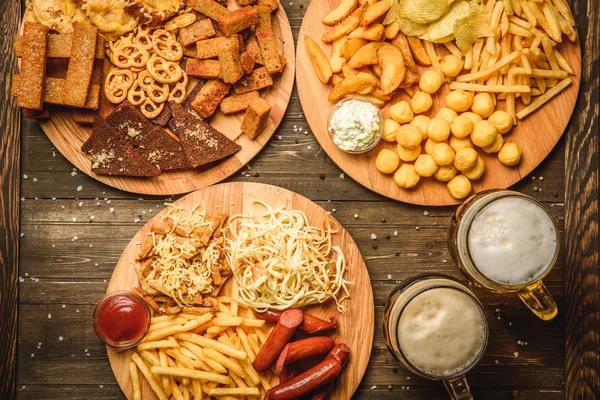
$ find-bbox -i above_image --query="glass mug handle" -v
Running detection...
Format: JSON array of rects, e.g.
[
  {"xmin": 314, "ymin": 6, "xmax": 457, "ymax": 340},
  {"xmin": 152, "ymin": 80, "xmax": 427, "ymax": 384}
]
[
  {"xmin": 443, "ymin": 375, "xmax": 473, "ymax": 400},
  {"xmin": 517, "ymin": 280, "xmax": 558, "ymax": 321}
]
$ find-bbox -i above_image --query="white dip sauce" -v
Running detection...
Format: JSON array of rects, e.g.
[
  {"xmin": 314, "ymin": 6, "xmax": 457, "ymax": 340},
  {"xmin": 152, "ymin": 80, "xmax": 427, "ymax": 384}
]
[{"xmin": 329, "ymin": 99, "xmax": 380, "ymax": 151}]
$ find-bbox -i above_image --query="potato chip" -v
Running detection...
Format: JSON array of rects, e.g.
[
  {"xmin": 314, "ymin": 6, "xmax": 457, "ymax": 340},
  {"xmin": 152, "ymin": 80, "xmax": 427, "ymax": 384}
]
[
  {"xmin": 398, "ymin": 0, "xmax": 449, "ymax": 24},
  {"xmin": 397, "ymin": 17, "xmax": 429, "ymax": 37},
  {"xmin": 383, "ymin": 0, "xmax": 401, "ymax": 25},
  {"xmin": 423, "ymin": 1, "xmax": 470, "ymax": 43}
]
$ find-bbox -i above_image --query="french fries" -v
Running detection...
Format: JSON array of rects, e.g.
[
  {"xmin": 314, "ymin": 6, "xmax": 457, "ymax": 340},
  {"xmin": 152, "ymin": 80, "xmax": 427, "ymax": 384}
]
[
  {"xmin": 305, "ymin": 36, "xmax": 333, "ymax": 84},
  {"xmin": 328, "ymin": 73, "xmax": 378, "ymax": 102},
  {"xmin": 128, "ymin": 298, "xmax": 276, "ymax": 400}
]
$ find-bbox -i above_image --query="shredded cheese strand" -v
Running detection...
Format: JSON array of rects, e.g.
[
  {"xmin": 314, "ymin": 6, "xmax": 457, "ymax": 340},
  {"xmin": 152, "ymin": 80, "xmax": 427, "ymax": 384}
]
[{"xmin": 225, "ymin": 200, "xmax": 351, "ymax": 313}]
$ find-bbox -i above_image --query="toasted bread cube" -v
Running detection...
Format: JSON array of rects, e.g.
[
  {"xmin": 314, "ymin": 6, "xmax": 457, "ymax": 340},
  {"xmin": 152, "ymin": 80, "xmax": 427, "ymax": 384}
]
[
  {"xmin": 236, "ymin": 0, "xmax": 257, "ymax": 5},
  {"xmin": 17, "ymin": 23, "xmax": 49, "ymax": 110},
  {"xmin": 241, "ymin": 97, "xmax": 271, "ymax": 139},
  {"xmin": 217, "ymin": 6, "xmax": 258, "ymax": 37},
  {"xmin": 191, "ymin": 79, "xmax": 231, "ymax": 118},
  {"xmin": 195, "ymin": 37, "xmax": 225, "ymax": 59},
  {"xmin": 179, "ymin": 19, "xmax": 216, "ymax": 47},
  {"xmin": 240, "ymin": 51, "xmax": 255, "ymax": 74},
  {"xmin": 186, "ymin": 59, "xmax": 222, "ymax": 79},
  {"xmin": 258, "ymin": 0, "xmax": 279, "ymax": 11},
  {"xmin": 234, "ymin": 67, "xmax": 273, "ymax": 94},
  {"xmin": 219, "ymin": 91, "xmax": 261, "ymax": 114},
  {"xmin": 218, "ymin": 36, "xmax": 243, "ymax": 83},
  {"xmin": 185, "ymin": 0, "xmax": 229, "ymax": 20},
  {"xmin": 245, "ymin": 35, "xmax": 264, "ymax": 65},
  {"xmin": 255, "ymin": 5, "xmax": 284, "ymax": 74}
]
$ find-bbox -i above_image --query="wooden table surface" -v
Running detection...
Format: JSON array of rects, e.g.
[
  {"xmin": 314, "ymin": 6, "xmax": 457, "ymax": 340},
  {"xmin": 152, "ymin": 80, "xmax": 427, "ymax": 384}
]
[{"xmin": 1, "ymin": 0, "xmax": 599, "ymax": 399}]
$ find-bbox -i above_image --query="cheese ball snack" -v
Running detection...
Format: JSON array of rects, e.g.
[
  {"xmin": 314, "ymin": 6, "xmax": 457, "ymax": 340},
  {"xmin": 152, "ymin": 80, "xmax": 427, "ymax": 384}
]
[
  {"xmin": 440, "ymin": 54, "xmax": 464, "ymax": 77},
  {"xmin": 397, "ymin": 125, "xmax": 423, "ymax": 149},
  {"xmin": 434, "ymin": 165, "xmax": 458, "ymax": 182},
  {"xmin": 447, "ymin": 175, "xmax": 472, "ymax": 199},
  {"xmin": 397, "ymin": 143, "xmax": 422, "ymax": 162},
  {"xmin": 462, "ymin": 157, "xmax": 485, "ymax": 180},
  {"xmin": 471, "ymin": 93, "xmax": 495, "ymax": 118},
  {"xmin": 445, "ymin": 90, "xmax": 473, "ymax": 112},
  {"xmin": 414, "ymin": 154, "xmax": 438, "ymax": 177},
  {"xmin": 424, "ymin": 138, "xmax": 443, "ymax": 155},
  {"xmin": 454, "ymin": 148, "xmax": 478, "ymax": 172},
  {"xmin": 498, "ymin": 142, "xmax": 522, "ymax": 166},
  {"xmin": 390, "ymin": 101, "xmax": 414, "ymax": 124},
  {"xmin": 419, "ymin": 70, "xmax": 444, "ymax": 94},
  {"xmin": 450, "ymin": 115, "xmax": 474, "ymax": 138},
  {"xmin": 488, "ymin": 110, "xmax": 513, "ymax": 134},
  {"xmin": 376, "ymin": 149, "xmax": 400, "ymax": 173},
  {"xmin": 411, "ymin": 91, "xmax": 433, "ymax": 114},
  {"xmin": 471, "ymin": 120, "xmax": 498, "ymax": 147},
  {"xmin": 394, "ymin": 164, "xmax": 420, "ymax": 189},
  {"xmin": 427, "ymin": 118, "xmax": 451, "ymax": 142},
  {"xmin": 432, "ymin": 143, "xmax": 455, "ymax": 166}
]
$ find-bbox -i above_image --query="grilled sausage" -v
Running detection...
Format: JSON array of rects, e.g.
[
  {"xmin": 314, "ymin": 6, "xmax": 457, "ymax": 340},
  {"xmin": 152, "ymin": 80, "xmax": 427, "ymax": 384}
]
[
  {"xmin": 257, "ymin": 310, "xmax": 337, "ymax": 334},
  {"xmin": 275, "ymin": 336, "xmax": 336, "ymax": 373},
  {"xmin": 252, "ymin": 309, "xmax": 304, "ymax": 372}
]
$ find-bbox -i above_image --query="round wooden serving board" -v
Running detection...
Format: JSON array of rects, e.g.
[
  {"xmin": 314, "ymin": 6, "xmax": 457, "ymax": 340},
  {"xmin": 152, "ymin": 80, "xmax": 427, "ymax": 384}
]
[
  {"xmin": 35, "ymin": 2, "xmax": 295, "ymax": 195},
  {"xmin": 296, "ymin": 0, "xmax": 581, "ymax": 206},
  {"xmin": 106, "ymin": 182, "xmax": 375, "ymax": 400}
]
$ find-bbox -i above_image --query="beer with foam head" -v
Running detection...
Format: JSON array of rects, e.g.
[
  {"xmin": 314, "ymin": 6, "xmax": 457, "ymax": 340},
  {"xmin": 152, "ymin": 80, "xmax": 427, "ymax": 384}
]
[{"xmin": 449, "ymin": 190, "xmax": 559, "ymax": 320}]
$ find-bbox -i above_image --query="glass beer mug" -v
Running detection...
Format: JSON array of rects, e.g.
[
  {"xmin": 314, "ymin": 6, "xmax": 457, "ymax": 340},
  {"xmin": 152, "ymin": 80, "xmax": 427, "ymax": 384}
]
[
  {"xmin": 448, "ymin": 189, "xmax": 559, "ymax": 320},
  {"xmin": 383, "ymin": 274, "xmax": 489, "ymax": 400}
]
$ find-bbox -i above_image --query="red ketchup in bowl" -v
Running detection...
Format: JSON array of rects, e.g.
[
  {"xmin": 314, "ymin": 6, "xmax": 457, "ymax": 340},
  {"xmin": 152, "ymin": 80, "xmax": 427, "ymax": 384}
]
[{"xmin": 92, "ymin": 291, "xmax": 151, "ymax": 348}]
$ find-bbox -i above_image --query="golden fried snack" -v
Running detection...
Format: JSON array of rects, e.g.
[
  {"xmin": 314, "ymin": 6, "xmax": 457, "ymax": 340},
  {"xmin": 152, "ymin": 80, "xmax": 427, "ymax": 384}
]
[
  {"xmin": 124, "ymin": 0, "xmax": 184, "ymax": 26},
  {"xmin": 28, "ymin": 0, "xmax": 89, "ymax": 34},
  {"xmin": 255, "ymin": 5, "xmax": 285, "ymax": 74},
  {"xmin": 218, "ymin": 36, "xmax": 243, "ymax": 84},
  {"xmin": 16, "ymin": 23, "xmax": 48, "ymax": 110},
  {"xmin": 241, "ymin": 97, "xmax": 272, "ymax": 139},
  {"xmin": 62, "ymin": 22, "xmax": 98, "ymax": 107},
  {"xmin": 192, "ymin": 79, "xmax": 231, "ymax": 118},
  {"xmin": 83, "ymin": 0, "xmax": 138, "ymax": 40}
]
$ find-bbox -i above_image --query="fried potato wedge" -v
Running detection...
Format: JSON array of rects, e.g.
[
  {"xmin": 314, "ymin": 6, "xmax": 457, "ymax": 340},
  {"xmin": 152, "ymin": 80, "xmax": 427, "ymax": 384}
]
[
  {"xmin": 348, "ymin": 24, "xmax": 385, "ymax": 40},
  {"xmin": 348, "ymin": 41, "xmax": 385, "ymax": 68},
  {"xmin": 398, "ymin": 69, "xmax": 419, "ymax": 88},
  {"xmin": 340, "ymin": 38, "xmax": 369, "ymax": 59},
  {"xmin": 322, "ymin": 0, "xmax": 359, "ymax": 25},
  {"xmin": 349, "ymin": 93, "xmax": 387, "ymax": 107},
  {"xmin": 330, "ymin": 36, "xmax": 348, "ymax": 73},
  {"xmin": 406, "ymin": 36, "xmax": 432, "ymax": 66},
  {"xmin": 322, "ymin": 3, "xmax": 367, "ymax": 42},
  {"xmin": 328, "ymin": 72, "xmax": 378, "ymax": 102},
  {"xmin": 305, "ymin": 35, "xmax": 333, "ymax": 84},
  {"xmin": 377, "ymin": 44, "xmax": 405, "ymax": 94},
  {"xmin": 391, "ymin": 32, "xmax": 418, "ymax": 73},
  {"xmin": 360, "ymin": 1, "xmax": 391, "ymax": 26},
  {"xmin": 384, "ymin": 22, "xmax": 400, "ymax": 40}
]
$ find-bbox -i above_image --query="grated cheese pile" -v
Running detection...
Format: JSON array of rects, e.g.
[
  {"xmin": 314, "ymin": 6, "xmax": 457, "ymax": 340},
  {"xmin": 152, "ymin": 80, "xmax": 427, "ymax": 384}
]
[
  {"xmin": 225, "ymin": 200, "xmax": 351, "ymax": 313},
  {"xmin": 144, "ymin": 203, "xmax": 226, "ymax": 307}
]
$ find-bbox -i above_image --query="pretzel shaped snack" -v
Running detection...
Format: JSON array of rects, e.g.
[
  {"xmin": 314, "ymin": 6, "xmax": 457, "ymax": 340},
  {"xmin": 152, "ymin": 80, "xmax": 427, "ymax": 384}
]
[
  {"xmin": 135, "ymin": 24, "xmax": 154, "ymax": 51},
  {"xmin": 127, "ymin": 79, "xmax": 147, "ymax": 106},
  {"xmin": 147, "ymin": 56, "xmax": 183, "ymax": 84},
  {"xmin": 169, "ymin": 73, "xmax": 188, "ymax": 104},
  {"xmin": 109, "ymin": 32, "xmax": 135, "ymax": 54},
  {"xmin": 140, "ymin": 98, "xmax": 164, "ymax": 119},
  {"xmin": 138, "ymin": 71, "xmax": 170, "ymax": 104},
  {"xmin": 151, "ymin": 29, "xmax": 183, "ymax": 62},
  {"xmin": 105, "ymin": 68, "xmax": 135, "ymax": 104},
  {"xmin": 111, "ymin": 43, "xmax": 150, "ymax": 70}
]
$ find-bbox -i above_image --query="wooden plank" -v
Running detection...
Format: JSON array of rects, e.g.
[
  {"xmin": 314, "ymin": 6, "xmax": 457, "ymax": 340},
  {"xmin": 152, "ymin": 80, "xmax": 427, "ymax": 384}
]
[
  {"xmin": 0, "ymin": 0, "xmax": 21, "ymax": 398},
  {"xmin": 563, "ymin": 0, "xmax": 600, "ymax": 395}
]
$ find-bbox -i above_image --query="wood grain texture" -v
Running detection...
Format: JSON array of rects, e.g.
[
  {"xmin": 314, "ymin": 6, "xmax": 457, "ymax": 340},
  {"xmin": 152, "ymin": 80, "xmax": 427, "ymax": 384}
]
[
  {"xmin": 296, "ymin": 0, "xmax": 582, "ymax": 206},
  {"xmin": 563, "ymin": 0, "xmax": 600, "ymax": 395},
  {"xmin": 105, "ymin": 182, "xmax": 374, "ymax": 400},
  {"xmin": 12, "ymin": 0, "xmax": 598, "ymax": 399},
  {"xmin": 0, "ymin": 0, "xmax": 21, "ymax": 398},
  {"xmin": 36, "ymin": 1, "xmax": 295, "ymax": 195}
]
